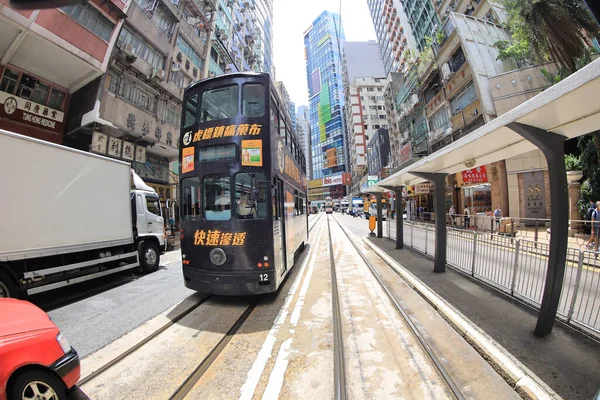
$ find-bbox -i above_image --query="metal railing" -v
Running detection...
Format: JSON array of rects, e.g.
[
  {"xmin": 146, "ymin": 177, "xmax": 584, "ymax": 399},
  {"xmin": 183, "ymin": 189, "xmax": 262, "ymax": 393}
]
[{"xmin": 382, "ymin": 219, "xmax": 600, "ymax": 339}]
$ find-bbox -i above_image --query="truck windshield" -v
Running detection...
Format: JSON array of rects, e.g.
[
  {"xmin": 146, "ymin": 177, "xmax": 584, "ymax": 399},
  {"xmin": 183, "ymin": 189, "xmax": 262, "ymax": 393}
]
[{"xmin": 146, "ymin": 195, "xmax": 161, "ymax": 217}]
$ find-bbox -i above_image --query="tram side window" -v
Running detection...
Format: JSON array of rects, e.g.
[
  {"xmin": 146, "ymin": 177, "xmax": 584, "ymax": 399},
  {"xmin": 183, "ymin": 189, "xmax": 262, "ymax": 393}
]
[
  {"xmin": 181, "ymin": 177, "xmax": 201, "ymax": 221},
  {"xmin": 203, "ymin": 175, "xmax": 231, "ymax": 221},
  {"xmin": 235, "ymin": 172, "xmax": 267, "ymax": 219},
  {"xmin": 242, "ymin": 83, "xmax": 265, "ymax": 117},
  {"xmin": 270, "ymin": 99, "xmax": 279, "ymax": 135},
  {"xmin": 183, "ymin": 94, "xmax": 198, "ymax": 128},
  {"xmin": 200, "ymin": 85, "xmax": 238, "ymax": 122}
]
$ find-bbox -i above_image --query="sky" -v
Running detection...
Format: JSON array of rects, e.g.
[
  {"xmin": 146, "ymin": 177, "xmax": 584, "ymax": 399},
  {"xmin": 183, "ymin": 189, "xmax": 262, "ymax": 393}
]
[{"xmin": 272, "ymin": 0, "xmax": 377, "ymax": 109}]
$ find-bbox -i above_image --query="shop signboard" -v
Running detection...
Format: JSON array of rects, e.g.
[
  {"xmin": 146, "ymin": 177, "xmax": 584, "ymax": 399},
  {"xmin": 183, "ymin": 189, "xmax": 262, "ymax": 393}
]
[
  {"xmin": 415, "ymin": 183, "xmax": 431, "ymax": 194},
  {"xmin": 323, "ymin": 174, "xmax": 343, "ymax": 187},
  {"xmin": 342, "ymin": 172, "xmax": 352, "ymax": 185},
  {"xmin": 523, "ymin": 171, "xmax": 546, "ymax": 221},
  {"xmin": 462, "ymin": 166, "xmax": 488, "ymax": 183},
  {"xmin": 134, "ymin": 154, "xmax": 169, "ymax": 183},
  {"xmin": 367, "ymin": 175, "xmax": 379, "ymax": 187},
  {"xmin": 400, "ymin": 142, "xmax": 412, "ymax": 165},
  {"xmin": 0, "ymin": 91, "xmax": 65, "ymax": 133},
  {"xmin": 91, "ymin": 131, "xmax": 108, "ymax": 154}
]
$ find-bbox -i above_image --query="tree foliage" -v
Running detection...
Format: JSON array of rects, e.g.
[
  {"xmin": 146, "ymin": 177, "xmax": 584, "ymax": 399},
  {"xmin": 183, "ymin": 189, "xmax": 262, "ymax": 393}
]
[{"xmin": 496, "ymin": 0, "xmax": 598, "ymax": 72}]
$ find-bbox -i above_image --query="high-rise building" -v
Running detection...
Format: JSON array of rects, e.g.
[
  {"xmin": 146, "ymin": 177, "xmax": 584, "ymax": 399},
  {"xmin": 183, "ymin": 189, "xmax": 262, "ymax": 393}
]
[
  {"xmin": 0, "ymin": 0, "xmax": 127, "ymax": 144},
  {"xmin": 341, "ymin": 41, "xmax": 386, "ymax": 195},
  {"xmin": 289, "ymin": 101, "xmax": 296, "ymax": 133},
  {"xmin": 399, "ymin": 0, "xmax": 439, "ymax": 51},
  {"xmin": 304, "ymin": 10, "xmax": 347, "ymax": 201},
  {"xmin": 275, "ymin": 80, "xmax": 293, "ymax": 127},
  {"xmin": 210, "ymin": 0, "xmax": 273, "ymax": 75},
  {"xmin": 366, "ymin": 0, "xmax": 418, "ymax": 75},
  {"xmin": 296, "ymin": 105, "xmax": 311, "ymax": 174}
]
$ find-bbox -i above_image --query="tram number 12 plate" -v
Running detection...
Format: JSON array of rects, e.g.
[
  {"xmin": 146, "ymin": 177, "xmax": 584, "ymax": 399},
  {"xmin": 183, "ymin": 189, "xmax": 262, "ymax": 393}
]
[{"xmin": 259, "ymin": 274, "xmax": 269, "ymax": 282}]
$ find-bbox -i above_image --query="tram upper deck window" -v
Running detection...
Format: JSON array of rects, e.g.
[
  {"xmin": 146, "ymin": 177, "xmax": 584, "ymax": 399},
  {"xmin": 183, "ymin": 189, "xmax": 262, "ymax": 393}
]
[
  {"xmin": 203, "ymin": 175, "xmax": 231, "ymax": 220},
  {"xmin": 235, "ymin": 172, "xmax": 268, "ymax": 219},
  {"xmin": 181, "ymin": 177, "xmax": 201, "ymax": 221},
  {"xmin": 242, "ymin": 84, "xmax": 265, "ymax": 117},
  {"xmin": 200, "ymin": 85, "xmax": 239, "ymax": 122},
  {"xmin": 198, "ymin": 144, "xmax": 236, "ymax": 163},
  {"xmin": 183, "ymin": 94, "xmax": 198, "ymax": 128}
]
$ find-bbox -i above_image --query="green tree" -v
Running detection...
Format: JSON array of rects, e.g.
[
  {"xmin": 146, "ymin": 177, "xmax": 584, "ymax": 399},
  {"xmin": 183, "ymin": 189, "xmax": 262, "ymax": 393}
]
[{"xmin": 497, "ymin": 0, "xmax": 598, "ymax": 72}]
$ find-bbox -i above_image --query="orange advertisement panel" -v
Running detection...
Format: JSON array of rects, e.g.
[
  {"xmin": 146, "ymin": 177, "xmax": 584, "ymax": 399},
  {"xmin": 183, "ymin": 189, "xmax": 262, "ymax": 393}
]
[
  {"xmin": 182, "ymin": 147, "xmax": 194, "ymax": 173},
  {"xmin": 326, "ymin": 148, "xmax": 337, "ymax": 167},
  {"xmin": 241, "ymin": 140, "xmax": 263, "ymax": 166}
]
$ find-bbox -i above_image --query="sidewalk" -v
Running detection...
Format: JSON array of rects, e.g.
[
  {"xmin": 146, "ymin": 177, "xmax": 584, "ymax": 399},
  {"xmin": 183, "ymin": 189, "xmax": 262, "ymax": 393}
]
[{"xmin": 364, "ymin": 235, "xmax": 600, "ymax": 400}]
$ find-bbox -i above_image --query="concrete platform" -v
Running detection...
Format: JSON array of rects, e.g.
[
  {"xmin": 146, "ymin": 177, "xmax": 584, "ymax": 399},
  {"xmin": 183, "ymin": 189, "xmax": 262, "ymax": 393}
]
[{"xmin": 340, "ymin": 216, "xmax": 600, "ymax": 400}]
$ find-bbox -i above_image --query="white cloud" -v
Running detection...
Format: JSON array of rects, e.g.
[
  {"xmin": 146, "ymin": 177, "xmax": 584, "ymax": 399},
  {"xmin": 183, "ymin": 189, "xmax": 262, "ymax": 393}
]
[{"xmin": 273, "ymin": 0, "xmax": 376, "ymax": 109}]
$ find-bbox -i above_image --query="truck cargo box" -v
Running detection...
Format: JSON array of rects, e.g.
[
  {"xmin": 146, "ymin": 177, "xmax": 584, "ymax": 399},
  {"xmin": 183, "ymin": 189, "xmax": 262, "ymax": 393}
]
[{"xmin": 0, "ymin": 130, "xmax": 133, "ymax": 261}]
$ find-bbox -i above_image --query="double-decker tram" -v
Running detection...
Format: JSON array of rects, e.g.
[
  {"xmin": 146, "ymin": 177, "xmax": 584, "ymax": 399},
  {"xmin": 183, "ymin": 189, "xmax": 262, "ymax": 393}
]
[
  {"xmin": 325, "ymin": 197, "xmax": 333, "ymax": 214},
  {"xmin": 178, "ymin": 72, "xmax": 308, "ymax": 295}
]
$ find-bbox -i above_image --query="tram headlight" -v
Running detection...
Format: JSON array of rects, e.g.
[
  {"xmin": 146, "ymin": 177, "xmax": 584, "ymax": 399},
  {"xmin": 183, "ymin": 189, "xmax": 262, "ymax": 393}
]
[{"xmin": 210, "ymin": 248, "xmax": 227, "ymax": 266}]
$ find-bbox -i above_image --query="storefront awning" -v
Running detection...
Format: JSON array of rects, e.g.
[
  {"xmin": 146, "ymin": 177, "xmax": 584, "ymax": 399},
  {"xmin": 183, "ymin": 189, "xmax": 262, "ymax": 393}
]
[{"xmin": 368, "ymin": 58, "xmax": 600, "ymax": 192}]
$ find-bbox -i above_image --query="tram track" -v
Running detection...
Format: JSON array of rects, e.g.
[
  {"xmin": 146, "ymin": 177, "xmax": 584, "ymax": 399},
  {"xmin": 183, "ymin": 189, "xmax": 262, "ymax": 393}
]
[
  {"xmin": 308, "ymin": 212, "xmax": 324, "ymax": 233},
  {"xmin": 326, "ymin": 215, "xmax": 348, "ymax": 400},
  {"xmin": 77, "ymin": 294, "xmax": 212, "ymax": 386},
  {"xmin": 330, "ymin": 214, "xmax": 466, "ymax": 400}
]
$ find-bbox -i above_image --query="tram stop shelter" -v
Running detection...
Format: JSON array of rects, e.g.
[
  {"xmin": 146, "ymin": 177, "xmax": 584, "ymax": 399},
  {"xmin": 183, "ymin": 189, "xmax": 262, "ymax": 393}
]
[{"xmin": 367, "ymin": 58, "xmax": 600, "ymax": 338}]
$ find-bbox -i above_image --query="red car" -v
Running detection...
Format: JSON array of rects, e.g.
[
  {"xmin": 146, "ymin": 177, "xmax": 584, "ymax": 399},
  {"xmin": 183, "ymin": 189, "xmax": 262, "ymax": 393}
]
[{"xmin": 0, "ymin": 299, "xmax": 80, "ymax": 400}]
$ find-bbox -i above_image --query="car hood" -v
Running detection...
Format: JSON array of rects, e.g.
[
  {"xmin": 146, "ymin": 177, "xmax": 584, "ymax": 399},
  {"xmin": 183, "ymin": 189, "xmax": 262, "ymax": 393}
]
[{"xmin": 0, "ymin": 299, "xmax": 56, "ymax": 337}]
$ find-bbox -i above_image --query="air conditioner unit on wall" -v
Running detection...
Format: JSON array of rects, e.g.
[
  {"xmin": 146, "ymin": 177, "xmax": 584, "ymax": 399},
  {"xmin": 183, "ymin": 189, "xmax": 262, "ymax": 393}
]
[{"xmin": 152, "ymin": 68, "xmax": 165, "ymax": 81}]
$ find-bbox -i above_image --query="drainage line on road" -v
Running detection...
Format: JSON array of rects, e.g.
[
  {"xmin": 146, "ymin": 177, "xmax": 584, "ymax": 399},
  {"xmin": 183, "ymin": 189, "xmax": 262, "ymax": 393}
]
[
  {"xmin": 169, "ymin": 300, "xmax": 259, "ymax": 400},
  {"xmin": 331, "ymin": 215, "xmax": 466, "ymax": 400},
  {"xmin": 78, "ymin": 294, "xmax": 211, "ymax": 386},
  {"xmin": 327, "ymin": 215, "xmax": 348, "ymax": 400}
]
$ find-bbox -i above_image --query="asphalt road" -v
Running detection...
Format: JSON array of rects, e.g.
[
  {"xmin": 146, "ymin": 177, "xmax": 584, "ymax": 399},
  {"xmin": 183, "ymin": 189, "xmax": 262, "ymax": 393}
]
[{"xmin": 41, "ymin": 250, "xmax": 192, "ymax": 358}]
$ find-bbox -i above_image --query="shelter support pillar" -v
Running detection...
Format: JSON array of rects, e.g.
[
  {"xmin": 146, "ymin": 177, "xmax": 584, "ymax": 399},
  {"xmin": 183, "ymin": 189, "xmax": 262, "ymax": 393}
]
[
  {"xmin": 395, "ymin": 187, "xmax": 404, "ymax": 249},
  {"xmin": 412, "ymin": 172, "xmax": 448, "ymax": 273},
  {"xmin": 507, "ymin": 122, "xmax": 568, "ymax": 338},
  {"xmin": 376, "ymin": 192, "xmax": 383, "ymax": 238}
]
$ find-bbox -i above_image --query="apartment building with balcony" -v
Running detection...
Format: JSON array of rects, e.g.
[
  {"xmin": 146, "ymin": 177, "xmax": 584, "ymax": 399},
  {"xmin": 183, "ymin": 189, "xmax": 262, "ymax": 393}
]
[
  {"xmin": 366, "ymin": 0, "xmax": 418, "ymax": 75},
  {"xmin": 341, "ymin": 41, "xmax": 387, "ymax": 196},
  {"xmin": 0, "ymin": 0, "xmax": 127, "ymax": 144},
  {"xmin": 209, "ymin": 0, "xmax": 272, "ymax": 76},
  {"xmin": 65, "ymin": 0, "xmax": 218, "ymax": 194}
]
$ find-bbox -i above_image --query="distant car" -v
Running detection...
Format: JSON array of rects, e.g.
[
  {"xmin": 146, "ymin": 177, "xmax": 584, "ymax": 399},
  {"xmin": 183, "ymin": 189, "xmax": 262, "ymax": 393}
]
[{"xmin": 0, "ymin": 299, "xmax": 80, "ymax": 400}]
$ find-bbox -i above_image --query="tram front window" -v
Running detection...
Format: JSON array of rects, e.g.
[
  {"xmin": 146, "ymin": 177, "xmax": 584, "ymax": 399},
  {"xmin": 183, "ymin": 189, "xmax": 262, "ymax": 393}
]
[
  {"xmin": 181, "ymin": 177, "xmax": 201, "ymax": 221},
  {"xmin": 203, "ymin": 175, "xmax": 231, "ymax": 221},
  {"xmin": 235, "ymin": 172, "xmax": 268, "ymax": 219},
  {"xmin": 242, "ymin": 83, "xmax": 265, "ymax": 117},
  {"xmin": 200, "ymin": 85, "xmax": 238, "ymax": 122}
]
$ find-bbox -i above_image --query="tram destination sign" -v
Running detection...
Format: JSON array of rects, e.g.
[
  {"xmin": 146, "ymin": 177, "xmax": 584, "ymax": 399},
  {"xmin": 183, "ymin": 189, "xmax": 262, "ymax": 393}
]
[
  {"xmin": 193, "ymin": 229, "xmax": 247, "ymax": 246},
  {"xmin": 182, "ymin": 123, "xmax": 263, "ymax": 146}
]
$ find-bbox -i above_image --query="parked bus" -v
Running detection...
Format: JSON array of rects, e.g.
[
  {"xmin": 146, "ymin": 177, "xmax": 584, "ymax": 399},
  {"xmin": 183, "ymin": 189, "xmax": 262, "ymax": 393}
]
[{"xmin": 179, "ymin": 72, "xmax": 308, "ymax": 295}]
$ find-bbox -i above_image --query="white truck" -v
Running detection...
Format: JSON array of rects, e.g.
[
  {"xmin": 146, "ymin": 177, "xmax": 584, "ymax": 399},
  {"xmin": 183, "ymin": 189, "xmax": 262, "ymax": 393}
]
[{"xmin": 0, "ymin": 130, "xmax": 165, "ymax": 298}]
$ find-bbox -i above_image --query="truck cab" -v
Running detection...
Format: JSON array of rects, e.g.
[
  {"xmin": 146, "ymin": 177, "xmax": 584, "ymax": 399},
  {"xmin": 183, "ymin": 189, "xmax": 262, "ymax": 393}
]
[{"xmin": 131, "ymin": 189, "xmax": 166, "ymax": 252}]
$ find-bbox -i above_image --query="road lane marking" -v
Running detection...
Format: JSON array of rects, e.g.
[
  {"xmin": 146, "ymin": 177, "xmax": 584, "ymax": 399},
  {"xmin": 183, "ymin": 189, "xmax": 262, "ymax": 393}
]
[
  {"xmin": 261, "ymin": 338, "xmax": 293, "ymax": 400},
  {"xmin": 239, "ymin": 219, "xmax": 324, "ymax": 400}
]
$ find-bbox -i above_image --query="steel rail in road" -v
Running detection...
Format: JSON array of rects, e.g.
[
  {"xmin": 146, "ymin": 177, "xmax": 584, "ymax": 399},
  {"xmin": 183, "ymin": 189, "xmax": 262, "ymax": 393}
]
[
  {"xmin": 326, "ymin": 215, "xmax": 348, "ymax": 400},
  {"xmin": 77, "ymin": 294, "xmax": 211, "ymax": 386},
  {"xmin": 168, "ymin": 300, "xmax": 259, "ymax": 400},
  {"xmin": 308, "ymin": 212, "xmax": 324, "ymax": 233},
  {"xmin": 331, "ymin": 215, "xmax": 466, "ymax": 400}
]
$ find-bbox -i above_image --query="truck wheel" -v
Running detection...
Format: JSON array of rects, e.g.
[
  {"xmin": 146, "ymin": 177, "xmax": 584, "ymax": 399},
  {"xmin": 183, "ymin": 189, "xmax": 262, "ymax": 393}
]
[
  {"xmin": 8, "ymin": 369, "xmax": 67, "ymax": 400},
  {"xmin": 139, "ymin": 241, "xmax": 160, "ymax": 273},
  {"xmin": 0, "ymin": 270, "xmax": 19, "ymax": 299}
]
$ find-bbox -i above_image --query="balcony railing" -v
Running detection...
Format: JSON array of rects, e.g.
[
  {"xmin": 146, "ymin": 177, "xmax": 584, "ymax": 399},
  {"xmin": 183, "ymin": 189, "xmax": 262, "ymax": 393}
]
[{"xmin": 451, "ymin": 98, "xmax": 481, "ymax": 132}]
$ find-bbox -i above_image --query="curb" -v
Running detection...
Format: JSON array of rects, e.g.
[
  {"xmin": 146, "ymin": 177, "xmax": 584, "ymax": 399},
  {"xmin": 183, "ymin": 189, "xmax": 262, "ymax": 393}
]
[{"xmin": 361, "ymin": 238, "xmax": 562, "ymax": 400}]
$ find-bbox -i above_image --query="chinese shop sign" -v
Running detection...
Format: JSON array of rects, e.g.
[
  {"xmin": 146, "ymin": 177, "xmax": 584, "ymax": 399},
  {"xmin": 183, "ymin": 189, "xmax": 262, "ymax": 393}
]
[{"xmin": 462, "ymin": 166, "xmax": 488, "ymax": 183}]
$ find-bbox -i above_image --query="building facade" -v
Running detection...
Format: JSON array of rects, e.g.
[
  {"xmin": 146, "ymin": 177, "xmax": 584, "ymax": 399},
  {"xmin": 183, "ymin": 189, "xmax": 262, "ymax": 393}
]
[
  {"xmin": 303, "ymin": 10, "xmax": 347, "ymax": 183},
  {"xmin": 296, "ymin": 105, "xmax": 311, "ymax": 173},
  {"xmin": 0, "ymin": 0, "xmax": 127, "ymax": 144},
  {"xmin": 366, "ymin": 128, "xmax": 390, "ymax": 177},
  {"xmin": 366, "ymin": 0, "xmax": 418, "ymax": 75}
]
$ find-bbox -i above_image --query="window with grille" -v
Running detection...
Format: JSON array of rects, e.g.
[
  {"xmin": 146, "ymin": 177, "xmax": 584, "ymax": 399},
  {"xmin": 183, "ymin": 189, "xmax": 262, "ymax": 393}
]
[
  {"xmin": 62, "ymin": 3, "xmax": 115, "ymax": 41},
  {"xmin": 118, "ymin": 28, "xmax": 165, "ymax": 70}
]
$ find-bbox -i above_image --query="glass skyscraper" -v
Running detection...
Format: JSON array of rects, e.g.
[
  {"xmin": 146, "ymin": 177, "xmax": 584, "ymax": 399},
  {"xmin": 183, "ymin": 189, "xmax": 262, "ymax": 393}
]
[{"xmin": 304, "ymin": 11, "xmax": 347, "ymax": 180}]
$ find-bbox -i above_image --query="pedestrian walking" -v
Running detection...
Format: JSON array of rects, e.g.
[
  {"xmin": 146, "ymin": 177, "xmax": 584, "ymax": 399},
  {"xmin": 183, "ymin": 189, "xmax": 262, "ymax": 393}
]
[
  {"xmin": 586, "ymin": 200, "xmax": 596, "ymax": 248},
  {"xmin": 449, "ymin": 205, "xmax": 456, "ymax": 226},
  {"xmin": 463, "ymin": 205, "xmax": 470, "ymax": 229},
  {"xmin": 593, "ymin": 201, "xmax": 600, "ymax": 253},
  {"xmin": 493, "ymin": 205, "xmax": 502, "ymax": 233}
]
